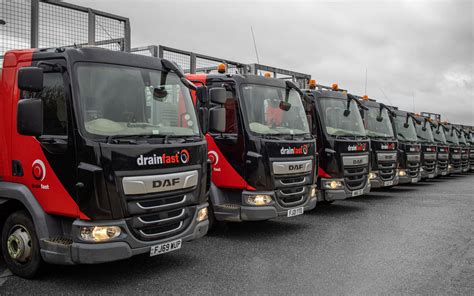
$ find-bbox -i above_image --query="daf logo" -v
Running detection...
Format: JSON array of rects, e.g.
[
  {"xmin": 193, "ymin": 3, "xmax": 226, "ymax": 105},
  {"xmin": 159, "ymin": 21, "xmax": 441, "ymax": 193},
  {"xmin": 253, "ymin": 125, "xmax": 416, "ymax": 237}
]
[
  {"xmin": 152, "ymin": 178, "xmax": 180, "ymax": 188},
  {"xmin": 353, "ymin": 158, "xmax": 363, "ymax": 165},
  {"xmin": 289, "ymin": 164, "xmax": 304, "ymax": 171}
]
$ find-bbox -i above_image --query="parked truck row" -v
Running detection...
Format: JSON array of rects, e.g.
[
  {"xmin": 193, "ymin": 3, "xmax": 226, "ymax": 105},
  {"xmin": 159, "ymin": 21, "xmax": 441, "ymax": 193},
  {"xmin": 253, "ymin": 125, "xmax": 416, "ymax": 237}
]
[{"xmin": 0, "ymin": 47, "xmax": 471, "ymax": 278}]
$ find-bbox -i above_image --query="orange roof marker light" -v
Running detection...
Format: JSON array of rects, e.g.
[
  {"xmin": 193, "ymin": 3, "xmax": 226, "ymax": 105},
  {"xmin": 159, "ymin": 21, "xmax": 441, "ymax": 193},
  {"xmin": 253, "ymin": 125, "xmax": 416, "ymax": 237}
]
[
  {"xmin": 217, "ymin": 63, "xmax": 226, "ymax": 74},
  {"xmin": 332, "ymin": 83, "xmax": 339, "ymax": 91},
  {"xmin": 362, "ymin": 95, "xmax": 369, "ymax": 101},
  {"xmin": 264, "ymin": 72, "xmax": 272, "ymax": 78},
  {"xmin": 309, "ymin": 79, "xmax": 317, "ymax": 89}
]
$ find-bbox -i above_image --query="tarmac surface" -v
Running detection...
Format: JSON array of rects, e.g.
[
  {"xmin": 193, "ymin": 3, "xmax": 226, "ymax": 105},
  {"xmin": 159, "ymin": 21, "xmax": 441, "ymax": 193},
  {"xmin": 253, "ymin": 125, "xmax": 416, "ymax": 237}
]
[{"xmin": 0, "ymin": 174, "xmax": 473, "ymax": 295}]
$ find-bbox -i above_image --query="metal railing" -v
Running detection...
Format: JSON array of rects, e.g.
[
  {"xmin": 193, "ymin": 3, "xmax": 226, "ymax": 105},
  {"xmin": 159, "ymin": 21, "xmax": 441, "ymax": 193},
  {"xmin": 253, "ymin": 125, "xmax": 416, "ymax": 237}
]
[
  {"xmin": 0, "ymin": 0, "xmax": 130, "ymax": 65},
  {"xmin": 131, "ymin": 45, "xmax": 311, "ymax": 88},
  {"xmin": 131, "ymin": 45, "xmax": 250, "ymax": 74}
]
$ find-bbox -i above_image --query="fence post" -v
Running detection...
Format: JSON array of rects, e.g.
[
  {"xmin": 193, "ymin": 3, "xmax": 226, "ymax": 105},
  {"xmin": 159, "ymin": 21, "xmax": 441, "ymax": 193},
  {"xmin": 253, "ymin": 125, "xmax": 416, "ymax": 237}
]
[
  {"xmin": 30, "ymin": 0, "xmax": 39, "ymax": 48},
  {"xmin": 124, "ymin": 19, "xmax": 131, "ymax": 52},
  {"xmin": 190, "ymin": 53, "xmax": 196, "ymax": 74},
  {"xmin": 151, "ymin": 45, "xmax": 158, "ymax": 58},
  {"xmin": 87, "ymin": 9, "xmax": 96, "ymax": 46},
  {"xmin": 158, "ymin": 45, "xmax": 164, "ymax": 58}
]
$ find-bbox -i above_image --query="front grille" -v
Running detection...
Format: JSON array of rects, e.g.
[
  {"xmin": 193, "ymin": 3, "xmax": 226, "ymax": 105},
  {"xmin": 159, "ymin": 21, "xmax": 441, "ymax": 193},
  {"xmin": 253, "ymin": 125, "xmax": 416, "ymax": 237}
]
[
  {"xmin": 377, "ymin": 162, "xmax": 396, "ymax": 181},
  {"xmin": 437, "ymin": 159, "xmax": 448, "ymax": 172},
  {"xmin": 274, "ymin": 171, "xmax": 312, "ymax": 208},
  {"xmin": 407, "ymin": 161, "xmax": 420, "ymax": 178},
  {"xmin": 461, "ymin": 159, "xmax": 469, "ymax": 170},
  {"xmin": 343, "ymin": 166, "xmax": 368, "ymax": 190},
  {"xmin": 451, "ymin": 157, "xmax": 461, "ymax": 170},
  {"xmin": 423, "ymin": 160, "xmax": 436, "ymax": 174}
]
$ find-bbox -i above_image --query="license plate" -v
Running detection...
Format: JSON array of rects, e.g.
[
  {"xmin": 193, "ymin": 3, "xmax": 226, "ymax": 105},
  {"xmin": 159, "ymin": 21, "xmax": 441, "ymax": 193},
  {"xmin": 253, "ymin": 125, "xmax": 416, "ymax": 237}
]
[
  {"xmin": 411, "ymin": 178, "xmax": 418, "ymax": 183},
  {"xmin": 428, "ymin": 173, "xmax": 435, "ymax": 178},
  {"xmin": 441, "ymin": 172, "xmax": 447, "ymax": 176},
  {"xmin": 287, "ymin": 207, "xmax": 304, "ymax": 217},
  {"xmin": 351, "ymin": 189, "xmax": 364, "ymax": 197},
  {"xmin": 150, "ymin": 239, "xmax": 182, "ymax": 257},
  {"xmin": 383, "ymin": 180, "xmax": 394, "ymax": 187}
]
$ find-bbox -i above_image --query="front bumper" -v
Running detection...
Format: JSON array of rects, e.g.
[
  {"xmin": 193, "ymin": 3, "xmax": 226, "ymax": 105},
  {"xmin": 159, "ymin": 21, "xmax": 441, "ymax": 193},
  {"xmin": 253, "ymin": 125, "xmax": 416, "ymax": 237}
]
[
  {"xmin": 213, "ymin": 187, "xmax": 317, "ymax": 222},
  {"xmin": 398, "ymin": 171, "xmax": 420, "ymax": 184},
  {"xmin": 40, "ymin": 203, "xmax": 209, "ymax": 265},
  {"xmin": 318, "ymin": 178, "xmax": 371, "ymax": 201},
  {"xmin": 369, "ymin": 170, "xmax": 399, "ymax": 188}
]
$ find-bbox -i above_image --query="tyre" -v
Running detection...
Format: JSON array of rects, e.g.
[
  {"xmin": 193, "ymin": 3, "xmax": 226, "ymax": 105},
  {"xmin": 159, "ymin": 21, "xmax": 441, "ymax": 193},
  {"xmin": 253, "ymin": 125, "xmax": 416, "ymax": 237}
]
[{"xmin": 1, "ymin": 211, "xmax": 43, "ymax": 279}]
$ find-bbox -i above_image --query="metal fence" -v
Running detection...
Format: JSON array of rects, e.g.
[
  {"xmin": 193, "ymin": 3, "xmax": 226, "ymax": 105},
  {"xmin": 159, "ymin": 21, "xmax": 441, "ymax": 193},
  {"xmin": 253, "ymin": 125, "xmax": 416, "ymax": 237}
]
[
  {"xmin": 131, "ymin": 45, "xmax": 311, "ymax": 88},
  {"xmin": 131, "ymin": 45, "xmax": 250, "ymax": 74},
  {"xmin": 0, "ymin": 0, "xmax": 130, "ymax": 65}
]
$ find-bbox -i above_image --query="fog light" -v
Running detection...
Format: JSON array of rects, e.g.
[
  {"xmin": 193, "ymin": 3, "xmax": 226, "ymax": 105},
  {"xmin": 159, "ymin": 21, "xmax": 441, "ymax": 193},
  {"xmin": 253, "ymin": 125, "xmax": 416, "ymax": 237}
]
[
  {"xmin": 398, "ymin": 169, "xmax": 407, "ymax": 177},
  {"xmin": 448, "ymin": 164, "xmax": 453, "ymax": 169},
  {"xmin": 80, "ymin": 226, "xmax": 121, "ymax": 242},
  {"xmin": 197, "ymin": 207, "xmax": 208, "ymax": 222},
  {"xmin": 323, "ymin": 180, "xmax": 343, "ymax": 190},
  {"xmin": 420, "ymin": 167, "xmax": 424, "ymax": 173},
  {"xmin": 369, "ymin": 172, "xmax": 377, "ymax": 180},
  {"xmin": 310, "ymin": 186, "xmax": 317, "ymax": 198},
  {"xmin": 247, "ymin": 194, "xmax": 272, "ymax": 206}
]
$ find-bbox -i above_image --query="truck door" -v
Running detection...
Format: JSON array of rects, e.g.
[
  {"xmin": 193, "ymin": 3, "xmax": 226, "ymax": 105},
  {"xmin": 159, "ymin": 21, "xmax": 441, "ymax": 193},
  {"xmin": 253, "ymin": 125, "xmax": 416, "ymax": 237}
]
[{"xmin": 12, "ymin": 59, "xmax": 80, "ymax": 217}]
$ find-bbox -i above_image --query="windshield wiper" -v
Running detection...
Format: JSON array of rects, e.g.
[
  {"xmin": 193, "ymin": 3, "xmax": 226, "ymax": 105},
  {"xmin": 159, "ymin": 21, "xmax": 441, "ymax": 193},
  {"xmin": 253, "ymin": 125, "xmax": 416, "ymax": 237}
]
[{"xmin": 106, "ymin": 133, "xmax": 177, "ymax": 144}]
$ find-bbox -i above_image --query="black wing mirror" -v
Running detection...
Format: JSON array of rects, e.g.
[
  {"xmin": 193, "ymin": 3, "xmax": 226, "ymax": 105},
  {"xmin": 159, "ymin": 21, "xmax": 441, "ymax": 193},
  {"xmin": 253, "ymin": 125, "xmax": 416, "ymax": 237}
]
[
  {"xmin": 279, "ymin": 101, "xmax": 291, "ymax": 111},
  {"xmin": 210, "ymin": 87, "xmax": 227, "ymax": 105},
  {"xmin": 18, "ymin": 67, "xmax": 43, "ymax": 92},
  {"xmin": 17, "ymin": 99, "xmax": 43, "ymax": 136}
]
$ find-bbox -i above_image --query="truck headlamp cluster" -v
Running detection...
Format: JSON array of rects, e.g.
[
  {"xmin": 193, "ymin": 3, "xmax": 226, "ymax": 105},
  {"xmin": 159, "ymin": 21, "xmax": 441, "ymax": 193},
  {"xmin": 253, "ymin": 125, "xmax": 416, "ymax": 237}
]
[
  {"xmin": 369, "ymin": 172, "xmax": 377, "ymax": 180},
  {"xmin": 322, "ymin": 180, "xmax": 344, "ymax": 190},
  {"xmin": 398, "ymin": 169, "xmax": 407, "ymax": 177},
  {"xmin": 197, "ymin": 207, "xmax": 208, "ymax": 222},
  {"xmin": 310, "ymin": 185, "xmax": 317, "ymax": 198},
  {"xmin": 80, "ymin": 226, "xmax": 121, "ymax": 242},
  {"xmin": 246, "ymin": 194, "xmax": 273, "ymax": 206}
]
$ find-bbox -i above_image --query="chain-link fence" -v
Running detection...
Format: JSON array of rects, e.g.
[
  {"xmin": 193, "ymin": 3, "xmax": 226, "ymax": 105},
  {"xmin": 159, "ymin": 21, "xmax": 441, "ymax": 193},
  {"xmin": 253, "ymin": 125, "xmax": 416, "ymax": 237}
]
[
  {"xmin": 131, "ymin": 45, "xmax": 249, "ymax": 74},
  {"xmin": 0, "ymin": 0, "xmax": 130, "ymax": 66},
  {"xmin": 248, "ymin": 64, "xmax": 311, "ymax": 89}
]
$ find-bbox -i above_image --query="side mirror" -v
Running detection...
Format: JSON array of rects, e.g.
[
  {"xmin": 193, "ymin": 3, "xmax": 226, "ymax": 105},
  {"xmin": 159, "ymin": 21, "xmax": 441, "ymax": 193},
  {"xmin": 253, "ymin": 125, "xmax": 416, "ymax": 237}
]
[
  {"xmin": 343, "ymin": 109, "xmax": 351, "ymax": 117},
  {"xmin": 209, "ymin": 108, "xmax": 226, "ymax": 133},
  {"xmin": 376, "ymin": 115, "xmax": 383, "ymax": 122},
  {"xmin": 17, "ymin": 99, "xmax": 43, "ymax": 136},
  {"xmin": 18, "ymin": 67, "xmax": 43, "ymax": 92},
  {"xmin": 210, "ymin": 87, "xmax": 227, "ymax": 105},
  {"xmin": 196, "ymin": 86, "xmax": 209, "ymax": 105},
  {"xmin": 161, "ymin": 59, "xmax": 184, "ymax": 78},
  {"xmin": 403, "ymin": 123, "xmax": 410, "ymax": 128},
  {"xmin": 198, "ymin": 108, "xmax": 209, "ymax": 134},
  {"xmin": 279, "ymin": 101, "xmax": 291, "ymax": 111}
]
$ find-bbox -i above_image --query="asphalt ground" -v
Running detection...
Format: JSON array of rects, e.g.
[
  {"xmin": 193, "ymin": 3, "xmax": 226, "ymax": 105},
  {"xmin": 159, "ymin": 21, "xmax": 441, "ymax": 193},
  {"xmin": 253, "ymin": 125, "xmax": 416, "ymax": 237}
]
[{"xmin": 1, "ymin": 173, "xmax": 473, "ymax": 295}]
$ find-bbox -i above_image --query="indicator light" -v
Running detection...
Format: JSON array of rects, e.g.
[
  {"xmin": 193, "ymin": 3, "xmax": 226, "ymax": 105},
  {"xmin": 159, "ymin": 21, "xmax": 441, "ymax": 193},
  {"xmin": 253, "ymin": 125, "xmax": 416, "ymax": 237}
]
[{"xmin": 197, "ymin": 207, "xmax": 208, "ymax": 222}]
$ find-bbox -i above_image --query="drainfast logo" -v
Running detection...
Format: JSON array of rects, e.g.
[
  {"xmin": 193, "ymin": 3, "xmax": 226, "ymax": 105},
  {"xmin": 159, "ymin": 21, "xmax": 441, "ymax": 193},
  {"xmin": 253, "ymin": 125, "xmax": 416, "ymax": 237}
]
[
  {"xmin": 280, "ymin": 145, "xmax": 309, "ymax": 155},
  {"xmin": 347, "ymin": 143, "xmax": 367, "ymax": 152},
  {"xmin": 137, "ymin": 149, "xmax": 190, "ymax": 166},
  {"xmin": 380, "ymin": 143, "xmax": 396, "ymax": 150}
]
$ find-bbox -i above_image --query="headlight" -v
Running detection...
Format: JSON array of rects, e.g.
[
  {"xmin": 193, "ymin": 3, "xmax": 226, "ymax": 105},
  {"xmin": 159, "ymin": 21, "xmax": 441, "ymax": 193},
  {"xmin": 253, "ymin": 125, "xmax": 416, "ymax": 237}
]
[
  {"xmin": 80, "ymin": 226, "xmax": 121, "ymax": 242},
  {"xmin": 369, "ymin": 172, "xmax": 377, "ymax": 180},
  {"xmin": 246, "ymin": 194, "xmax": 272, "ymax": 206},
  {"xmin": 398, "ymin": 169, "xmax": 407, "ymax": 177},
  {"xmin": 197, "ymin": 207, "xmax": 208, "ymax": 222},
  {"xmin": 310, "ymin": 185, "xmax": 317, "ymax": 198},
  {"xmin": 448, "ymin": 164, "xmax": 453, "ymax": 169},
  {"xmin": 420, "ymin": 167, "xmax": 424, "ymax": 172},
  {"xmin": 322, "ymin": 180, "xmax": 344, "ymax": 190}
]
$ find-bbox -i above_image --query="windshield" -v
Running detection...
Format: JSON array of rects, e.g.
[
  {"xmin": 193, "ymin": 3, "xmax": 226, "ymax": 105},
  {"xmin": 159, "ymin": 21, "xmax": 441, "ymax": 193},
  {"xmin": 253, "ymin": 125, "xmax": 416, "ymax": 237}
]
[
  {"xmin": 393, "ymin": 115, "xmax": 418, "ymax": 141},
  {"xmin": 458, "ymin": 131, "xmax": 467, "ymax": 145},
  {"xmin": 365, "ymin": 106, "xmax": 394, "ymax": 138},
  {"xmin": 240, "ymin": 84, "xmax": 310, "ymax": 135},
  {"xmin": 432, "ymin": 125, "xmax": 447, "ymax": 144},
  {"xmin": 445, "ymin": 127, "xmax": 459, "ymax": 144},
  {"xmin": 415, "ymin": 121, "xmax": 435, "ymax": 142},
  {"xmin": 76, "ymin": 63, "xmax": 200, "ymax": 138},
  {"xmin": 319, "ymin": 98, "xmax": 366, "ymax": 136}
]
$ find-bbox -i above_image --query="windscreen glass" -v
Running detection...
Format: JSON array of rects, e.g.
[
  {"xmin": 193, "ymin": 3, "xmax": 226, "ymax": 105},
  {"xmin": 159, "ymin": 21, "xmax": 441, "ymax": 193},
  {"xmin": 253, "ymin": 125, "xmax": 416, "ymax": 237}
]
[
  {"xmin": 319, "ymin": 98, "xmax": 366, "ymax": 136},
  {"xmin": 415, "ymin": 121, "xmax": 435, "ymax": 142},
  {"xmin": 393, "ymin": 114, "xmax": 418, "ymax": 141},
  {"xmin": 445, "ymin": 127, "xmax": 459, "ymax": 144},
  {"xmin": 432, "ymin": 125, "xmax": 447, "ymax": 144},
  {"xmin": 76, "ymin": 63, "xmax": 199, "ymax": 137},
  {"xmin": 365, "ymin": 106, "xmax": 394, "ymax": 137}
]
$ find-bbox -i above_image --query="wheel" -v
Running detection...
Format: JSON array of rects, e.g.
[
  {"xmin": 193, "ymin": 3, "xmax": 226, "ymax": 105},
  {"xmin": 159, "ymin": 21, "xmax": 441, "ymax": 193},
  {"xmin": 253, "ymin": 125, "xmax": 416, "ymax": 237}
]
[{"xmin": 1, "ymin": 211, "xmax": 43, "ymax": 278}]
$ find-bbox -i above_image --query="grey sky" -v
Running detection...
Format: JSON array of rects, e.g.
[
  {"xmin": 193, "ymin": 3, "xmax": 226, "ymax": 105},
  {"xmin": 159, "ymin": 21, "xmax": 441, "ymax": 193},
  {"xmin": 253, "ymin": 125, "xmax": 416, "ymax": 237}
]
[{"xmin": 71, "ymin": 0, "xmax": 472, "ymax": 125}]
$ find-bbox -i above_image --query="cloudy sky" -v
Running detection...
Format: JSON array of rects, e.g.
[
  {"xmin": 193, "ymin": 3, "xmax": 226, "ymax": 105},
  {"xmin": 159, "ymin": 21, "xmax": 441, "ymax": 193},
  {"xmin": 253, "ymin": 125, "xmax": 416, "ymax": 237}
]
[{"xmin": 64, "ymin": 0, "xmax": 474, "ymax": 125}]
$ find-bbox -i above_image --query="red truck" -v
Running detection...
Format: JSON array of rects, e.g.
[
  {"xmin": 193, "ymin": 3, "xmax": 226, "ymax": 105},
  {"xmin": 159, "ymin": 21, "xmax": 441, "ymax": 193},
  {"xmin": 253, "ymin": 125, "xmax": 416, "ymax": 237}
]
[{"xmin": 0, "ymin": 48, "xmax": 210, "ymax": 278}]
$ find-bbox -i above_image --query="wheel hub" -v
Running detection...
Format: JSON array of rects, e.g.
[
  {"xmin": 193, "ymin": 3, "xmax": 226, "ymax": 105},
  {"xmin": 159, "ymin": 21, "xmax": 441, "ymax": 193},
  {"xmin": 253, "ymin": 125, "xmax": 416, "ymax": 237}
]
[{"xmin": 7, "ymin": 226, "xmax": 32, "ymax": 263}]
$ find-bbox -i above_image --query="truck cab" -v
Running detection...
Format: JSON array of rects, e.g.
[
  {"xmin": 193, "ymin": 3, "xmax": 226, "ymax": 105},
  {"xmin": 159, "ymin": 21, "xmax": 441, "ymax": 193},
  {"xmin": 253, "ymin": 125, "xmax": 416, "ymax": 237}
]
[
  {"xmin": 466, "ymin": 127, "xmax": 474, "ymax": 171},
  {"xmin": 456, "ymin": 128, "xmax": 470, "ymax": 172},
  {"xmin": 303, "ymin": 82, "xmax": 370, "ymax": 202},
  {"xmin": 390, "ymin": 109, "xmax": 422, "ymax": 184},
  {"xmin": 187, "ymin": 72, "xmax": 317, "ymax": 225},
  {"xmin": 358, "ymin": 96, "xmax": 399, "ymax": 188},
  {"xmin": 429, "ymin": 120, "xmax": 450, "ymax": 176},
  {"xmin": 0, "ymin": 48, "xmax": 209, "ymax": 278},
  {"xmin": 444, "ymin": 124, "xmax": 462, "ymax": 174},
  {"xmin": 413, "ymin": 115, "xmax": 437, "ymax": 179}
]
